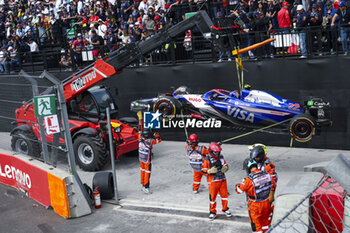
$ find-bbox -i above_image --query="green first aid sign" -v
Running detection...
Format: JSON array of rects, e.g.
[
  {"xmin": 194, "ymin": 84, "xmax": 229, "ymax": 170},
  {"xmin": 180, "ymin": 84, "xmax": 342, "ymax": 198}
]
[{"xmin": 34, "ymin": 94, "xmax": 56, "ymax": 117}]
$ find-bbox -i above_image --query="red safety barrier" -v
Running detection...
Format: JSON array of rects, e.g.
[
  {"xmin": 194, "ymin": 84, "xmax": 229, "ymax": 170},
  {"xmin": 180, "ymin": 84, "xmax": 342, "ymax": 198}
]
[
  {"xmin": 0, "ymin": 152, "xmax": 70, "ymax": 218},
  {"xmin": 311, "ymin": 177, "xmax": 345, "ymax": 232}
]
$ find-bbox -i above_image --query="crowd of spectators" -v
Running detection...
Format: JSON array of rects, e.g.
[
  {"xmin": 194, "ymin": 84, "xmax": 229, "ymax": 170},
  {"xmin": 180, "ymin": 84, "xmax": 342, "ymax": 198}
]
[
  {"xmin": 0, "ymin": 0, "xmax": 349, "ymax": 72},
  {"xmin": 211, "ymin": 0, "xmax": 350, "ymax": 59}
]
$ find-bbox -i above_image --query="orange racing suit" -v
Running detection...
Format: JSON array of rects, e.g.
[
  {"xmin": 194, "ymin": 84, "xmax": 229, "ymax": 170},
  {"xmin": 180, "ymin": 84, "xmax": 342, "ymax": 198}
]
[
  {"xmin": 185, "ymin": 144, "xmax": 209, "ymax": 192},
  {"xmin": 138, "ymin": 135, "xmax": 161, "ymax": 188},
  {"xmin": 202, "ymin": 155, "xmax": 229, "ymax": 214},
  {"xmin": 236, "ymin": 168, "xmax": 273, "ymax": 233}
]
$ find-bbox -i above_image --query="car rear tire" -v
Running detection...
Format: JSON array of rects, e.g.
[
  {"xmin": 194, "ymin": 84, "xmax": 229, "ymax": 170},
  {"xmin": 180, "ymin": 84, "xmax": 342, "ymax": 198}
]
[
  {"xmin": 153, "ymin": 96, "xmax": 182, "ymax": 120},
  {"xmin": 73, "ymin": 134, "xmax": 108, "ymax": 171},
  {"xmin": 11, "ymin": 130, "xmax": 41, "ymax": 157},
  {"xmin": 289, "ymin": 114, "xmax": 315, "ymax": 142},
  {"xmin": 93, "ymin": 172, "xmax": 115, "ymax": 200}
]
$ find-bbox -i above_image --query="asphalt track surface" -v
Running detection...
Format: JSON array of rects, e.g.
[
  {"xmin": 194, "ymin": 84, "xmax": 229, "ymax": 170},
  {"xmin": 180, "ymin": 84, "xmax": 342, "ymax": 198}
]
[{"xmin": 0, "ymin": 132, "xmax": 350, "ymax": 233}]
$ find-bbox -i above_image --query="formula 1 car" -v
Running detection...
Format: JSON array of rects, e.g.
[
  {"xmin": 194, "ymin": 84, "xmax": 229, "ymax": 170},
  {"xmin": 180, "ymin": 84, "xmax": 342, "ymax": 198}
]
[{"xmin": 131, "ymin": 86, "xmax": 331, "ymax": 142}]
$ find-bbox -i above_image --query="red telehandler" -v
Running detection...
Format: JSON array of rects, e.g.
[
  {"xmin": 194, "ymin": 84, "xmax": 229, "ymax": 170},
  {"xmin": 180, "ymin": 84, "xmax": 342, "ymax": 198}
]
[{"xmin": 10, "ymin": 11, "xmax": 226, "ymax": 171}]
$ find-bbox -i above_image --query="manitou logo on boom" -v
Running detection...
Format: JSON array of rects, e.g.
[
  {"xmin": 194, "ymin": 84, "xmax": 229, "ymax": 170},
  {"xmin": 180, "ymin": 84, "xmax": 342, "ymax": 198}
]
[
  {"xmin": 227, "ymin": 106, "xmax": 255, "ymax": 123},
  {"xmin": 71, "ymin": 69, "xmax": 97, "ymax": 92},
  {"xmin": 0, "ymin": 164, "xmax": 32, "ymax": 189}
]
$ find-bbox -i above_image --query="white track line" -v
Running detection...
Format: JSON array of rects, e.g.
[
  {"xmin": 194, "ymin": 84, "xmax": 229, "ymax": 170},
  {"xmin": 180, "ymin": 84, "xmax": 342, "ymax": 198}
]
[
  {"xmin": 119, "ymin": 198, "xmax": 248, "ymax": 218},
  {"xmin": 114, "ymin": 206, "xmax": 250, "ymax": 226}
]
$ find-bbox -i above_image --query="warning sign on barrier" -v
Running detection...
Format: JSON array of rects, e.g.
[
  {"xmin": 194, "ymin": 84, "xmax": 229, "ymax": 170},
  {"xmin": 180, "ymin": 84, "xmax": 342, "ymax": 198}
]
[{"xmin": 44, "ymin": 115, "xmax": 60, "ymax": 135}]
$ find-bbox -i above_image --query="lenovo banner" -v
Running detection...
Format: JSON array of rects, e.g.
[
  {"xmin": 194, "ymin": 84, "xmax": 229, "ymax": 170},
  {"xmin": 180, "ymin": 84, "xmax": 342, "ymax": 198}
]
[{"xmin": 0, "ymin": 153, "xmax": 51, "ymax": 207}]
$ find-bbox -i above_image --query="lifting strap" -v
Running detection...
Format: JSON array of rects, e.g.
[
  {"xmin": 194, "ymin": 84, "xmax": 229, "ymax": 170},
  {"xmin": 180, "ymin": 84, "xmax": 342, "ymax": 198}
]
[
  {"xmin": 181, "ymin": 109, "xmax": 189, "ymax": 140},
  {"xmin": 219, "ymin": 118, "xmax": 292, "ymax": 144}
]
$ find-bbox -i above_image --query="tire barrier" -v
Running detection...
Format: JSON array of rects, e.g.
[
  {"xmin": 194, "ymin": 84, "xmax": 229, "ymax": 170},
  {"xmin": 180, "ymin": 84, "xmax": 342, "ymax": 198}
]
[{"xmin": 92, "ymin": 172, "xmax": 115, "ymax": 200}]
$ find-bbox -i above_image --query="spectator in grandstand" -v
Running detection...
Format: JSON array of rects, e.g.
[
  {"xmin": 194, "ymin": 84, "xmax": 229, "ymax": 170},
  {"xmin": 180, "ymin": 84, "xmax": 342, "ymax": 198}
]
[
  {"xmin": 0, "ymin": 46, "xmax": 7, "ymax": 73},
  {"xmin": 5, "ymin": 22, "xmax": 14, "ymax": 39},
  {"xmin": 290, "ymin": 2, "xmax": 299, "ymax": 20},
  {"xmin": 266, "ymin": 0, "xmax": 279, "ymax": 29},
  {"xmin": 139, "ymin": 9, "xmax": 146, "ymax": 21},
  {"xmin": 90, "ymin": 29, "xmax": 104, "ymax": 59},
  {"xmin": 215, "ymin": 12, "xmax": 233, "ymax": 62},
  {"xmin": 16, "ymin": 24, "xmax": 25, "ymax": 38},
  {"xmin": 59, "ymin": 49, "xmax": 72, "ymax": 70},
  {"xmin": 294, "ymin": 5, "xmax": 309, "ymax": 58},
  {"xmin": 148, "ymin": 6, "xmax": 157, "ymax": 20},
  {"xmin": 331, "ymin": 1, "xmax": 350, "ymax": 55},
  {"xmin": 156, "ymin": 6, "xmax": 166, "ymax": 19},
  {"xmin": 72, "ymin": 33, "xmax": 86, "ymax": 67},
  {"xmin": 97, "ymin": 19, "xmax": 107, "ymax": 38},
  {"xmin": 257, "ymin": 2, "xmax": 266, "ymax": 15},
  {"xmin": 208, "ymin": 0, "xmax": 219, "ymax": 19},
  {"xmin": 309, "ymin": 3, "xmax": 323, "ymax": 56},
  {"xmin": 324, "ymin": 1, "xmax": 338, "ymax": 55},
  {"xmin": 6, "ymin": 46, "xmax": 17, "ymax": 74},
  {"xmin": 278, "ymin": 2, "xmax": 291, "ymax": 33},
  {"xmin": 0, "ymin": 21, "xmax": 5, "ymax": 42},
  {"xmin": 131, "ymin": 5, "xmax": 140, "ymax": 22},
  {"xmin": 139, "ymin": 0, "xmax": 150, "ymax": 12},
  {"xmin": 230, "ymin": 8, "xmax": 254, "ymax": 58},
  {"xmin": 120, "ymin": 28, "xmax": 131, "ymax": 44},
  {"xmin": 143, "ymin": 14, "xmax": 155, "ymax": 32},
  {"xmin": 50, "ymin": 13, "xmax": 62, "ymax": 44},
  {"xmin": 121, "ymin": 0, "xmax": 133, "ymax": 21},
  {"xmin": 167, "ymin": 0, "xmax": 183, "ymax": 24},
  {"xmin": 59, "ymin": 8, "xmax": 70, "ymax": 36},
  {"xmin": 183, "ymin": 29, "xmax": 192, "ymax": 52},
  {"xmin": 181, "ymin": 0, "xmax": 197, "ymax": 18},
  {"xmin": 106, "ymin": 29, "xmax": 118, "ymax": 52},
  {"xmin": 129, "ymin": 22, "xmax": 142, "ymax": 43},
  {"xmin": 88, "ymin": 24, "xmax": 97, "ymax": 42},
  {"xmin": 89, "ymin": 10, "xmax": 100, "ymax": 23},
  {"xmin": 27, "ymin": 38, "xmax": 39, "ymax": 52},
  {"xmin": 228, "ymin": 0, "xmax": 240, "ymax": 14},
  {"xmin": 250, "ymin": 11, "xmax": 274, "ymax": 58},
  {"xmin": 154, "ymin": 15, "xmax": 164, "ymax": 31},
  {"xmin": 127, "ymin": 15, "xmax": 135, "ymax": 26}
]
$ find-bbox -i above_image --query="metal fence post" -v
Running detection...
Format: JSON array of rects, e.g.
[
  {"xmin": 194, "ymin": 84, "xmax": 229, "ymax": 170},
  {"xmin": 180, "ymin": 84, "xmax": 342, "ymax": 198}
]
[
  {"xmin": 40, "ymin": 70, "xmax": 92, "ymax": 206},
  {"xmin": 170, "ymin": 40, "xmax": 176, "ymax": 65},
  {"xmin": 106, "ymin": 107, "xmax": 119, "ymax": 203},
  {"xmin": 43, "ymin": 51, "xmax": 48, "ymax": 70},
  {"xmin": 19, "ymin": 70, "xmax": 50, "ymax": 164}
]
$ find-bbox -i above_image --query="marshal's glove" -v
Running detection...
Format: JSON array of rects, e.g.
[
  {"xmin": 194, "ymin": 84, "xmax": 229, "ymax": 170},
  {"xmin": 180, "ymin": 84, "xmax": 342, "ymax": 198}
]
[
  {"xmin": 221, "ymin": 164, "xmax": 228, "ymax": 173},
  {"xmin": 207, "ymin": 167, "xmax": 218, "ymax": 174},
  {"xmin": 235, "ymin": 184, "xmax": 240, "ymax": 193}
]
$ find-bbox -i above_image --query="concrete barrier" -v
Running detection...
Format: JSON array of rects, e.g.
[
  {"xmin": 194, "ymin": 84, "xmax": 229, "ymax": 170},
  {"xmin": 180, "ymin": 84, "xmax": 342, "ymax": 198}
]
[
  {"xmin": 345, "ymin": 195, "xmax": 350, "ymax": 233},
  {"xmin": 0, "ymin": 149, "xmax": 91, "ymax": 218},
  {"xmin": 271, "ymin": 173, "xmax": 323, "ymax": 232}
]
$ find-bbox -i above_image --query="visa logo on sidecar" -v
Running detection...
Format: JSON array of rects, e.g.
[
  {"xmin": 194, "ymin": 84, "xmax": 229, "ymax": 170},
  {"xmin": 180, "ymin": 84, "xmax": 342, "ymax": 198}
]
[{"xmin": 227, "ymin": 106, "xmax": 254, "ymax": 123}]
